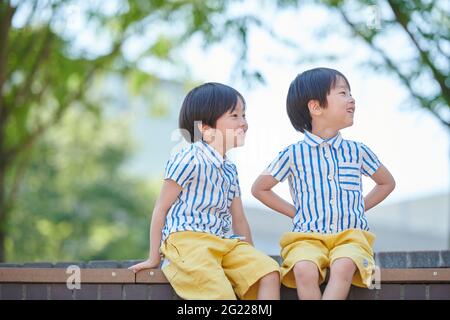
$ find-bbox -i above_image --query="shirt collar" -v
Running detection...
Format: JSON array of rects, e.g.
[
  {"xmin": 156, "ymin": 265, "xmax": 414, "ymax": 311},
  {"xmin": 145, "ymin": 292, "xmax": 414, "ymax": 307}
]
[
  {"xmin": 195, "ymin": 140, "xmax": 226, "ymax": 167},
  {"xmin": 304, "ymin": 131, "xmax": 343, "ymax": 149}
]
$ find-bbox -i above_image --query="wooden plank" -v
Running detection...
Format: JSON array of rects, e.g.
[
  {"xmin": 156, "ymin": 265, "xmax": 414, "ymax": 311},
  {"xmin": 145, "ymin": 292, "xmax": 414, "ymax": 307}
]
[
  {"xmin": 80, "ymin": 269, "xmax": 135, "ymax": 283},
  {"xmin": 381, "ymin": 268, "xmax": 450, "ymax": 283},
  {"xmin": 0, "ymin": 268, "xmax": 68, "ymax": 283},
  {"xmin": 135, "ymin": 269, "xmax": 168, "ymax": 284},
  {"xmin": 136, "ymin": 268, "xmax": 450, "ymax": 284},
  {"xmin": 0, "ymin": 268, "xmax": 448, "ymax": 284},
  {"xmin": 0, "ymin": 268, "xmax": 135, "ymax": 283}
]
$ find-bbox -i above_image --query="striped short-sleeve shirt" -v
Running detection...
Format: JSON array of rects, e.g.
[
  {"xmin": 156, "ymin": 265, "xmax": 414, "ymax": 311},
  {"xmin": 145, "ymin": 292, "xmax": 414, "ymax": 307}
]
[
  {"xmin": 161, "ymin": 140, "xmax": 241, "ymax": 241},
  {"xmin": 267, "ymin": 131, "xmax": 381, "ymax": 234}
]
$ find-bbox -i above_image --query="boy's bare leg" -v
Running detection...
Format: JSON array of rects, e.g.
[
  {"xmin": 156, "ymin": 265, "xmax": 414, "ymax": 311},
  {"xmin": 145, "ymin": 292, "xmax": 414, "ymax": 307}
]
[
  {"xmin": 257, "ymin": 271, "xmax": 280, "ymax": 300},
  {"xmin": 293, "ymin": 260, "xmax": 322, "ymax": 300},
  {"xmin": 322, "ymin": 257, "xmax": 356, "ymax": 300}
]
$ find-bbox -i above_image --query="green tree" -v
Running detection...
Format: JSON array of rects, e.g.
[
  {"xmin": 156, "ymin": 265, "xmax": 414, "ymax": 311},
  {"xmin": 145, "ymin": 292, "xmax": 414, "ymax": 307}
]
[{"xmin": 7, "ymin": 108, "xmax": 157, "ymax": 262}]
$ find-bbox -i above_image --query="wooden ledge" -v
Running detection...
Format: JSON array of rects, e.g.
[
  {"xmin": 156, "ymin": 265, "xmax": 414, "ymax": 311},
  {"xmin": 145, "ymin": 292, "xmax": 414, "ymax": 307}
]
[
  {"xmin": 0, "ymin": 268, "xmax": 449, "ymax": 284},
  {"xmin": 0, "ymin": 268, "xmax": 136, "ymax": 283},
  {"xmin": 380, "ymin": 268, "xmax": 450, "ymax": 283}
]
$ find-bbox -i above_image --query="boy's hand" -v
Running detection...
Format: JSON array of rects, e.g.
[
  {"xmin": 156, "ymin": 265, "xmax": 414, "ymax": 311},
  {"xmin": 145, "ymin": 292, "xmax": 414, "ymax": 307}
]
[
  {"xmin": 252, "ymin": 172, "xmax": 295, "ymax": 218},
  {"xmin": 128, "ymin": 257, "xmax": 161, "ymax": 273},
  {"xmin": 364, "ymin": 164, "xmax": 395, "ymax": 212}
]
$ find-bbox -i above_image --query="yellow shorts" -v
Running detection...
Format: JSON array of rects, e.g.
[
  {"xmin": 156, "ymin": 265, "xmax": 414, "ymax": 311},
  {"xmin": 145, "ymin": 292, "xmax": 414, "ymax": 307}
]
[
  {"xmin": 161, "ymin": 231, "xmax": 280, "ymax": 300},
  {"xmin": 280, "ymin": 228, "xmax": 376, "ymax": 288}
]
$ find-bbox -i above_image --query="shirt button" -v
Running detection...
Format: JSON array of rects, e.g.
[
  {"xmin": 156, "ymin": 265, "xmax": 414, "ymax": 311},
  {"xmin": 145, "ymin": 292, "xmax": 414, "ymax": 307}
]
[
  {"xmin": 324, "ymin": 153, "xmax": 329, "ymax": 159},
  {"xmin": 330, "ymin": 224, "xmax": 335, "ymax": 230},
  {"xmin": 328, "ymin": 175, "xmax": 333, "ymax": 180},
  {"xmin": 330, "ymin": 198, "xmax": 335, "ymax": 205}
]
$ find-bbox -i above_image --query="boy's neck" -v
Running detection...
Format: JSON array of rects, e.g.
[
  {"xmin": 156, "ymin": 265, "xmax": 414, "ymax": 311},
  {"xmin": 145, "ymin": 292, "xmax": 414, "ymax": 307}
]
[
  {"xmin": 311, "ymin": 126, "xmax": 340, "ymax": 140},
  {"xmin": 206, "ymin": 140, "xmax": 227, "ymax": 158}
]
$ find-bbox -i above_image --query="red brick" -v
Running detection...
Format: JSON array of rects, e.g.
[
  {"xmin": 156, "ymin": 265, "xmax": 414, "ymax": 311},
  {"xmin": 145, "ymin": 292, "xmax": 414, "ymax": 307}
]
[
  {"xmin": 50, "ymin": 284, "xmax": 74, "ymax": 300},
  {"xmin": 404, "ymin": 284, "xmax": 426, "ymax": 300},
  {"xmin": 149, "ymin": 284, "xmax": 176, "ymax": 300},
  {"xmin": 123, "ymin": 284, "xmax": 148, "ymax": 300},
  {"xmin": 348, "ymin": 286, "xmax": 378, "ymax": 300},
  {"xmin": 74, "ymin": 284, "xmax": 98, "ymax": 300},
  {"xmin": 429, "ymin": 284, "xmax": 450, "ymax": 300},
  {"xmin": 25, "ymin": 284, "xmax": 48, "ymax": 300},
  {"xmin": 99, "ymin": 284, "xmax": 122, "ymax": 300},
  {"xmin": 1, "ymin": 284, "xmax": 23, "ymax": 300},
  {"xmin": 378, "ymin": 284, "xmax": 401, "ymax": 300}
]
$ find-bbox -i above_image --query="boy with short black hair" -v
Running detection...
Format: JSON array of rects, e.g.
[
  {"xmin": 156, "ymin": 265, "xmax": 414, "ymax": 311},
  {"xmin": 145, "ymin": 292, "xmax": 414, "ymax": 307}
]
[{"xmin": 252, "ymin": 68, "xmax": 395, "ymax": 300}]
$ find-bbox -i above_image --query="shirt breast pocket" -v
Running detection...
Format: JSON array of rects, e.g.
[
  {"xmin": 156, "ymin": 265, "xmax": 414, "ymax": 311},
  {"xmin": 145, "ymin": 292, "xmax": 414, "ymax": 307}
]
[{"xmin": 338, "ymin": 162, "xmax": 361, "ymax": 191}]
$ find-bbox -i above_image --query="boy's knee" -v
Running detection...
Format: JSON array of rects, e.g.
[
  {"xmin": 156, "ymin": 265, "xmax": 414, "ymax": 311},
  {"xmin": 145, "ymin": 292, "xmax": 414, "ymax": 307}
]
[
  {"xmin": 260, "ymin": 271, "xmax": 280, "ymax": 285},
  {"xmin": 293, "ymin": 260, "xmax": 319, "ymax": 284},
  {"xmin": 330, "ymin": 257, "xmax": 357, "ymax": 281}
]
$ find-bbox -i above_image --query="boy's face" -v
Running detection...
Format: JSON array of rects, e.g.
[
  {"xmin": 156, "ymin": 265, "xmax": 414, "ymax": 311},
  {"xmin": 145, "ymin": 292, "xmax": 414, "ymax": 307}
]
[
  {"xmin": 320, "ymin": 77, "xmax": 355, "ymax": 130},
  {"xmin": 212, "ymin": 97, "xmax": 248, "ymax": 150}
]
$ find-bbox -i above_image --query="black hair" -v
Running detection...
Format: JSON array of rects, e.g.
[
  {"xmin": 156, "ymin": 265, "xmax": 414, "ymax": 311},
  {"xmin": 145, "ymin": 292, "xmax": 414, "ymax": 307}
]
[
  {"xmin": 179, "ymin": 82, "xmax": 246, "ymax": 143},
  {"xmin": 286, "ymin": 67, "xmax": 351, "ymax": 133}
]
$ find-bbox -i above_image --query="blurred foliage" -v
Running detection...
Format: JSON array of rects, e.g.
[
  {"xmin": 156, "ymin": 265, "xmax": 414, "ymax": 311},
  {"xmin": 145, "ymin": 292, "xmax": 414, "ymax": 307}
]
[{"xmin": 6, "ymin": 109, "xmax": 158, "ymax": 262}]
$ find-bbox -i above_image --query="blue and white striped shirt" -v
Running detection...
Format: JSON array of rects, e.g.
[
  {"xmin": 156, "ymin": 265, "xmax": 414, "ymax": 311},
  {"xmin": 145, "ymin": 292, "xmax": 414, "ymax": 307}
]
[
  {"xmin": 267, "ymin": 131, "xmax": 381, "ymax": 234},
  {"xmin": 161, "ymin": 140, "xmax": 241, "ymax": 241}
]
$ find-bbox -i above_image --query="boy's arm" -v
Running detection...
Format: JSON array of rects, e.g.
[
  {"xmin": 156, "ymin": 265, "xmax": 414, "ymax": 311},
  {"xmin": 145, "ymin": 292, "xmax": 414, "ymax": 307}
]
[
  {"xmin": 364, "ymin": 164, "xmax": 395, "ymax": 211},
  {"xmin": 230, "ymin": 197, "xmax": 254, "ymax": 246},
  {"xmin": 129, "ymin": 179, "xmax": 182, "ymax": 272},
  {"xmin": 251, "ymin": 171, "xmax": 296, "ymax": 218}
]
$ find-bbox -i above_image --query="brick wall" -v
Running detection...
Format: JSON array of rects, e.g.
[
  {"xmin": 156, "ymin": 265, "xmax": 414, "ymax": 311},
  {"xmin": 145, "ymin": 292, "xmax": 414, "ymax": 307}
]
[{"xmin": 1, "ymin": 251, "xmax": 449, "ymax": 300}]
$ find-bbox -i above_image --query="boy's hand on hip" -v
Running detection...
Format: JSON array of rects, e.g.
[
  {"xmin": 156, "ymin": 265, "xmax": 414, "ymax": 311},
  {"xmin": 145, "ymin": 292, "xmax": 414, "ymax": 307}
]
[{"xmin": 128, "ymin": 257, "xmax": 161, "ymax": 273}]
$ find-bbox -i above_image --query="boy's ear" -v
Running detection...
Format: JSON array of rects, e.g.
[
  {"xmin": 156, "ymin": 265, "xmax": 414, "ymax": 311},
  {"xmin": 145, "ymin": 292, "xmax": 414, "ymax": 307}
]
[
  {"xmin": 196, "ymin": 121, "xmax": 213, "ymax": 134},
  {"xmin": 196, "ymin": 121, "xmax": 204, "ymax": 134},
  {"xmin": 307, "ymin": 100, "xmax": 322, "ymax": 116},
  {"xmin": 197, "ymin": 121, "xmax": 215, "ymax": 142}
]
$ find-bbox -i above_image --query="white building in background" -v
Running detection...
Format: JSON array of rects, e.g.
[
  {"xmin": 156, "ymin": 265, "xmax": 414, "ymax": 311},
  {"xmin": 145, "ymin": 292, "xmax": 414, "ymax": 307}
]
[{"xmin": 245, "ymin": 192, "xmax": 450, "ymax": 255}]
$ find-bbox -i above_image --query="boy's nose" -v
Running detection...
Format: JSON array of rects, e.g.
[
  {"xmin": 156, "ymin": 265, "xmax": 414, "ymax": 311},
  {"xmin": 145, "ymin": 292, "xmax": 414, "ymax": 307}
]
[{"xmin": 240, "ymin": 120, "xmax": 248, "ymax": 131}]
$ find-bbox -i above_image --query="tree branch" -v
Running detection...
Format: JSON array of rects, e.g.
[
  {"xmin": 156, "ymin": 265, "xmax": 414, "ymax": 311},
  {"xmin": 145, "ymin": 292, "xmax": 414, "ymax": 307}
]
[
  {"xmin": 0, "ymin": 1, "xmax": 16, "ymax": 111},
  {"xmin": 337, "ymin": 6, "xmax": 449, "ymax": 128},
  {"xmin": 14, "ymin": 28, "xmax": 54, "ymax": 108},
  {"xmin": 4, "ymin": 152, "xmax": 31, "ymax": 214},
  {"xmin": 386, "ymin": 0, "xmax": 449, "ymax": 106},
  {"xmin": 6, "ymin": 0, "xmax": 39, "ymax": 69}
]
